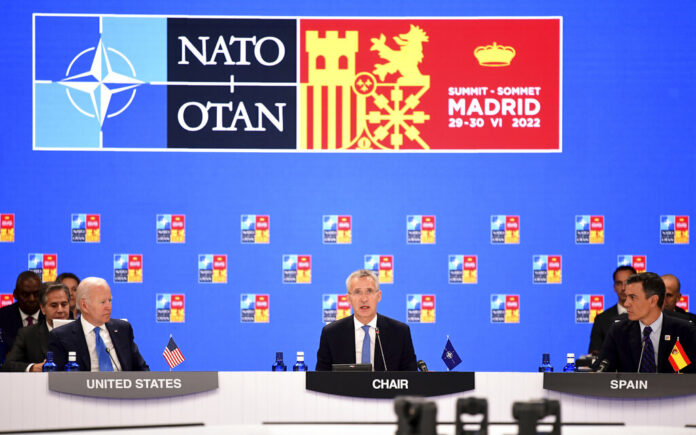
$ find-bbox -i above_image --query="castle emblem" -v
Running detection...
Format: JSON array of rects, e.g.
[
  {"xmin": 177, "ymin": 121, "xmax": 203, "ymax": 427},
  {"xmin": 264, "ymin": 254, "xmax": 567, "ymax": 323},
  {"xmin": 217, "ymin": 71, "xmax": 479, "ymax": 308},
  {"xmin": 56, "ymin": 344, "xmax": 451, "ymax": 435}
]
[{"xmin": 301, "ymin": 25, "xmax": 431, "ymax": 150}]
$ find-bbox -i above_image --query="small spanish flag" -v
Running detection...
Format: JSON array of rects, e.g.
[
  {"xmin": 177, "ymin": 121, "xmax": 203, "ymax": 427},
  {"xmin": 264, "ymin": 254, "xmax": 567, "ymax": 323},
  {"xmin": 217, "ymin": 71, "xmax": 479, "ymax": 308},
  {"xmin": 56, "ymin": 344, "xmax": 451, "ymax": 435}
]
[{"xmin": 668, "ymin": 339, "xmax": 691, "ymax": 372}]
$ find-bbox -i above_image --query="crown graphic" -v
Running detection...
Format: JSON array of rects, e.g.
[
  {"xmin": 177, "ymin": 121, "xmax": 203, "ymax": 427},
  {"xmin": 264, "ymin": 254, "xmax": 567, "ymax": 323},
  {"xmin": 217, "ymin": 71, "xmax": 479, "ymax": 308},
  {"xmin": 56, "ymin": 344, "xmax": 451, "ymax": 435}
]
[{"xmin": 474, "ymin": 42, "xmax": 516, "ymax": 67}]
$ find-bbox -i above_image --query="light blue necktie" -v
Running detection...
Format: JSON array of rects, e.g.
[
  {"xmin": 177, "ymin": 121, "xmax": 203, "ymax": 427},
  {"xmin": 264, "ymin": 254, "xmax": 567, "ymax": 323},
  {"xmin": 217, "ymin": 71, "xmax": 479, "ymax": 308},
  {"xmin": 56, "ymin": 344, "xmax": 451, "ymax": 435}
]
[
  {"xmin": 361, "ymin": 325, "xmax": 371, "ymax": 364},
  {"xmin": 94, "ymin": 327, "xmax": 114, "ymax": 371}
]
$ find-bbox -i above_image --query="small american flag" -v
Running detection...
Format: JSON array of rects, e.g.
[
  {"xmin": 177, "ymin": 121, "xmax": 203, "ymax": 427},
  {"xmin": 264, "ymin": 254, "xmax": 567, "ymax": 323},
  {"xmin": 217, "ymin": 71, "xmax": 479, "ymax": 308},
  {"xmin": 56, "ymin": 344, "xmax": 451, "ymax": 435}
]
[{"xmin": 162, "ymin": 336, "xmax": 185, "ymax": 369}]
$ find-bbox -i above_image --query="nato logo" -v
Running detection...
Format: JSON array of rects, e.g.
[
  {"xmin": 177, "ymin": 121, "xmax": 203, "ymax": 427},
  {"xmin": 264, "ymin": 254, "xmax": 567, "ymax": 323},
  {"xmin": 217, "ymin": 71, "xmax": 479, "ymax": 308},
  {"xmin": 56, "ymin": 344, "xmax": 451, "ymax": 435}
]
[
  {"xmin": 364, "ymin": 255, "xmax": 379, "ymax": 273},
  {"xmin": 113, "ymin": 254, "xmax": 129, "ymax": 282},
  {"xmin": 34, "ymin": 14, "xmax": 297, "ymax": 150},
  {"xmin": 28, "ymin": 254, "xmax": 43, "ymax": 270},
  {"xmin": 533, "ymin": 255, "xmax": 547, "ymax": 283},
  {"xmin": 490, "ymin": 215, "xmax": 506, "ymax": 243},
  {"xmin": 241, "ymin": 294, "xmax": 256, "ymax": 310},
  {"xmin": 323, "ymin": 215, "xmax": 337, "ymax": 231}
]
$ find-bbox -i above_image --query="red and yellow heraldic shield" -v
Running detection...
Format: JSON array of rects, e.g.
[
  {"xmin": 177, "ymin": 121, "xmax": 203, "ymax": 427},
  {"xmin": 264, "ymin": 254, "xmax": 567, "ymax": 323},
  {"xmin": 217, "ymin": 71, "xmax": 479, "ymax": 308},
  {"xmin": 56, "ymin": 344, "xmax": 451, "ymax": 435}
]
[
  {"xmin": 505, "ymin": 295, "xmax": 520, "ymax": 323},
  {"xmin": 1, "ymin": 214, "xmax": 15, "ymax": 242},
  {"xmin": 171, "ymin": 294, "xmax": 185, "ymax": 323},
  {"xmin": 379, "ymin": 255, "xmax": 393, "ymax": 284},
  {"xmin": 590, "ymin": 295, "xmax": 604, "ymax": 323},
  {"xmin": 463, "ymin": 256, "xmax": 477, "ymax": 284},
  {"xmin": 43, "ymin": 254, "xmax": 57, "ymax": 282},
  {"xmin": 297, "ymin": 255, "xmax": 312, "ymax": 283},
  {"xmin": 1, "ymin": 294, "xmax": 14, "ymax": 308},
  {"xmin": 300, "ymin": 19, "xmax": 560, "ymax": 151},
  {"xmin": 86, "ymin": 214, "xmax": 100, "ymax": 243},
  {"xmin": 128, "ymin": 255, "xmax": 142, "ymax": 283},
  {"xmin": 255, "ymin": 295, "xmax": 270, "ymax": 323},
  {"xmin": 213, "ymin": 255, "xmax": 227, "ymax": 283},
  {"xmin": 171, "ymin": 215, "xmax": 185, "ymax": 243},
  {"xmin": 337, "ymin": 294, "xmax": 351, "ymax": 319}
]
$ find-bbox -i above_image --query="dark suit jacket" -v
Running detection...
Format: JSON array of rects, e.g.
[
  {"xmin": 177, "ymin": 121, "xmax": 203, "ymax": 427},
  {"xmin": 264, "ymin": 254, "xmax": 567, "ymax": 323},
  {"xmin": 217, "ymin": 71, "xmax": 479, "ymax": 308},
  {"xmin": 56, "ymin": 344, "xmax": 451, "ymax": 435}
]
[
  {"xmin": 596, "ymin": 313, "xmax": 696, "ymax": 373},
  {"xmin": 588, "ymin": 304, "xmax": 621, "ymax": 354},
  {"xmin": 674, "ymin": 306, "xmax": 696, "ymax": 324},
  {"xmin": 0, "ymin": 302, "xmax": 45, "ymax": 357},
  {"xmin": 2, "ymin": 321, "xmax": 49, "ymax": 372},
  {"xmin": 316, "ymin": 314, "xmax": 417, "ymax": 371},
  {"xmin": 48, "ymin": 318, "xmax": 149, "ymax": 371}
]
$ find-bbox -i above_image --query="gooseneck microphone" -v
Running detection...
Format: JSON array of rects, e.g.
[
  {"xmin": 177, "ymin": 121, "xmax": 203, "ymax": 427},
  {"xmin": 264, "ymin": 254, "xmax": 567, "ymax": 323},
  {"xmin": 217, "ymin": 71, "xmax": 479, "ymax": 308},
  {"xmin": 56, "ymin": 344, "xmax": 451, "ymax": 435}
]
[
  {"xmin": 375, "ymin": 327, "xmax": 388, "ymax": 371},
  {"xmin": 637, "ymin": 338, "xmax": 647, "ymax": 373},
  {"xmin": 105, "ymin": 347, "xmax": 119, "ymax": 371},
  {"xmin": 417, "ymin": 360, "xmax": 429, "ymax": 372}
]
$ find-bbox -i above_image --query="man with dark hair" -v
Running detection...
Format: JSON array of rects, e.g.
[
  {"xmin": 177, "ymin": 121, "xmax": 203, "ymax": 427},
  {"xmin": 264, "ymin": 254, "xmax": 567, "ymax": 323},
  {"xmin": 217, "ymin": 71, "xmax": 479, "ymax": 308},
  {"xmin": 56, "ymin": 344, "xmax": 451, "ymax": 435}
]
[
  {"xmin": 596, "ymin": 272, "xmax": 696, "ymax": 372},
  {"xmin": 2, "ymin": 282, "xmax": 70, "ymax": 372},
  {"xmin": 0, "ymin": 271, "xmax": 45, "ymax": 357},
  {"xmin": 588, "ymin": 265, "xmax": 637, "ymax": 355},
  {"xmin": 316, "ymin": 269, "xmax": 417, "ymax": 371},
  {"xmin": 57, "ymin": 272, "xmax": 80, "ymax": 319}
]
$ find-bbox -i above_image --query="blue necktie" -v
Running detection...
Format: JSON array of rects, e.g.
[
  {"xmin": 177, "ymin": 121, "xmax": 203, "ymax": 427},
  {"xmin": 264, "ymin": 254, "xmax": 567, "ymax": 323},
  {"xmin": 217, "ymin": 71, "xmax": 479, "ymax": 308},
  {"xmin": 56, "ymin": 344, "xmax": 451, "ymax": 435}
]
[
  {"xmin": 639, "ymin": 326, "xmax": 656, "ymax": 373},
  {"xmin": 94, "ymin": 327, "xmax": 114, "ymax": 371},
  {"xmin": 361, "ymin": 325, "xmax": 371, "ymax": 365}
]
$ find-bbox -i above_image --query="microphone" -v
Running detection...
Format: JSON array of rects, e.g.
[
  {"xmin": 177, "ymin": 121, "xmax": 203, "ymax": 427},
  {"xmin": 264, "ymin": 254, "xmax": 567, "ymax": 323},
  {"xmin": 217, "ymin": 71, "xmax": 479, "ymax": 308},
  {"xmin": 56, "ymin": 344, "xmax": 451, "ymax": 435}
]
[
  {"xmin": 375, "ymin": 327, "xmax": 388, "ymax": 371},
  {"xmin": 595, "ymin": 359, "xmax": 610, "ymax": 372},
  {"xmin": 105, "ymin": 347, "xmax": 120, "ymax": 371},
  {"xmin": 417, "ymin": 360, "xmax": 429, "ymax": 372},
  {"xmin": 637, "ymin": 338, "xmax": 647, "ymax": 373}
]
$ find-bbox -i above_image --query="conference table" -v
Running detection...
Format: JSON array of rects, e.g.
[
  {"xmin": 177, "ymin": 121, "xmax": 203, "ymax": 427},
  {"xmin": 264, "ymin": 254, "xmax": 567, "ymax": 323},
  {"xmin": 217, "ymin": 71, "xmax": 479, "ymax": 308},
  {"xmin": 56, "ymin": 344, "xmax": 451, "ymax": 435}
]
[{"xmin": 1, "ymin": 371, "xmax": 695, "ymax": 433}]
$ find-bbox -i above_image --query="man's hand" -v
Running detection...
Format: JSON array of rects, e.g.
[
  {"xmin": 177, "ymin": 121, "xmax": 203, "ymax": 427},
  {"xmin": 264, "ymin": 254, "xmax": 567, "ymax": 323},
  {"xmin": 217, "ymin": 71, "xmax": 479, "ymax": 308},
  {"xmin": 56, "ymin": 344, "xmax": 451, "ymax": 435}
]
[{"xmin": 30, "ymin": 361, "xmax": 46, "ymax": 372}]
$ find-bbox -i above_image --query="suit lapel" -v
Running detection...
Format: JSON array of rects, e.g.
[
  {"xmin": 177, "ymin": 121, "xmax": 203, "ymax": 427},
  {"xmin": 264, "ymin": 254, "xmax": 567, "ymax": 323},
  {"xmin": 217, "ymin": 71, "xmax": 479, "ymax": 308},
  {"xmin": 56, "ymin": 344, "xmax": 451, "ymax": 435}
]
[
  {"xmin": 105, "ymin": 321, "xmax": 125, "ymax": 369},
  {"xmin": 374, "ymin": 315, "xmax": 386, "ymax": 371},
  {"xmin": 38, "ymin": 323, "xmax": 49, "ymax": 355},
  {"xmin": 71, "ymin": 320, "xmax": 91, "ymax": 370},
  {"xmin": 628, "ymin": 322, "xmax": 643, "ymax": 371},
  {"xmin": 659, "ymin": 317, "xmax": 675, "ymax": 372},
  {"xmin": 345, "ymin": 315, "xmax": 356, "ymax": 364}
]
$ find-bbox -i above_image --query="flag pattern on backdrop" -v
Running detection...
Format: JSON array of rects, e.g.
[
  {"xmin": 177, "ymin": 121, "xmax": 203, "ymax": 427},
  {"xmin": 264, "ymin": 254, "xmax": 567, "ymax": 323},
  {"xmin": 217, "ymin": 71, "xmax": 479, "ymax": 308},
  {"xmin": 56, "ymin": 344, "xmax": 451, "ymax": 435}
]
[
  {"xmin": 669, "ymin": 339, "xmax": 691, "ymax": 372},
  {"xmin": 441, "ymin": 337, "xmax": 462, "ymax": 370},
  {"xmin": 163, "ymin": 336, "xmax": 185, "ymax": 369}
]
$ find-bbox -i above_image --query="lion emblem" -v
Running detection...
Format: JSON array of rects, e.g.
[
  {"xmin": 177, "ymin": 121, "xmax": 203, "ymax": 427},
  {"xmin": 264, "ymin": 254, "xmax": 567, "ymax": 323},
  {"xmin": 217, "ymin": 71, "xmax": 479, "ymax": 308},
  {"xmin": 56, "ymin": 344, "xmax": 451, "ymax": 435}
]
[{"xmin": 370, "ymin": 25, "xmax": 429, "ymax": 86}]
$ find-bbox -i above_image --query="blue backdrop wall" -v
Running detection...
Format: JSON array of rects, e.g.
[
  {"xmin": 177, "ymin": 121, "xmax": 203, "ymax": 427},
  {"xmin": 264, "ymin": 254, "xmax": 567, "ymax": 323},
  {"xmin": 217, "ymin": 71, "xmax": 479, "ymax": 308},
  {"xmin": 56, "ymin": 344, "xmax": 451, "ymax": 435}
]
[{"xmin": 1, "ymin": 1, "xmax": 695, "ymax": 371}]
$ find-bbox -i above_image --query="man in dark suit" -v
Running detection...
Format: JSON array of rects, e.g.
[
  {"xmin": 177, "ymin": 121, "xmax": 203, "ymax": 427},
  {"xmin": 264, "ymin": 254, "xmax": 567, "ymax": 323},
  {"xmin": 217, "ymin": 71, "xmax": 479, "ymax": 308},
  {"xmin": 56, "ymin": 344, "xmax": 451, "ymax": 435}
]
[
  {"xmin": 0, "ymin": 271, "xmax": 45, "ymax": 357},
  {"xmin": 48, "ymin": 277, "xmax": 149, "ymax": 371},
  {"xmin": 588, "ymin": 265, "xmax": 636, "ymax": 355},
  {"xmin": 662, "ymin": 274, "xmax": 696, "ymax": 324},
  {"xmin": 3, "ymin": 281, "xmax": 70, "ymax": 371},
  {"xmin": 596, "ymin": 272, "xmax": 696, "ymax": 373},
  {"xmin": 316, "ymin": 269, "xmax": 417, "ymax": 371}
]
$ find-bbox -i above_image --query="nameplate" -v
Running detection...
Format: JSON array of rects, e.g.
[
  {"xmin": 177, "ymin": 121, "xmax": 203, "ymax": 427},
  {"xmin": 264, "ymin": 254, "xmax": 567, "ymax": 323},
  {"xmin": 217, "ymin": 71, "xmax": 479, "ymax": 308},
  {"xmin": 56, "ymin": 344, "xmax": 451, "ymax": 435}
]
[
  {"xmin": 544, "ymin": 373, "xmax": 696, "ymax": 398},
  {"xmin": 306, "ymin": 372, "xmax": 474, "ymax": 398},
  {"xmin": 49, "ymin": 371, "xmax": 218, "ymax": 399}
]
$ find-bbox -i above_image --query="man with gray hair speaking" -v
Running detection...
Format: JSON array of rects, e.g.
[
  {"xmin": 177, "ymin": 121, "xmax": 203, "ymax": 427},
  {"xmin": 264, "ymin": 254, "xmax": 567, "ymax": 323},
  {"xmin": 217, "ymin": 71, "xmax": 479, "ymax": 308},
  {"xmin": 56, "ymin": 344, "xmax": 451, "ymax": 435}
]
[
  {"xmin": 48, "ymin": 277, "xmax": 149, "ymax": 371},
  {"xmin": 316, "ymin": 269, "xmax": 417, "ymax": 371}
]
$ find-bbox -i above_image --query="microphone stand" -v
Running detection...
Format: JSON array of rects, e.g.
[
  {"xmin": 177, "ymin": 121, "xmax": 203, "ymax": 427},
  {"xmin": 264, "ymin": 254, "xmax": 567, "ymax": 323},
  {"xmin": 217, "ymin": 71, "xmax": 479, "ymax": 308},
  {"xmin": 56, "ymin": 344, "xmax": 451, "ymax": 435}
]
[
  {"xmin": 375, "ymin": 327, "xmax": 388, "ymax": 371},
  {"xmin": 105, "ymin": 347, "xmax": 119, "ymax": 371},
  {"xmin": 637, "ymin": 338, "xmax": 646, "ymax": 373}
]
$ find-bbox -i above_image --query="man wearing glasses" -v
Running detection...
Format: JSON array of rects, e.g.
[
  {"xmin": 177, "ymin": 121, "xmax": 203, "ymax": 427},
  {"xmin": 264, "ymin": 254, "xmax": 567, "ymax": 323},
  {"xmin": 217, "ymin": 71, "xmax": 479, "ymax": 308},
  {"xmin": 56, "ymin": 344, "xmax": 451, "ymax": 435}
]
[
  {"xmin": 588, "ymin": 265, "xmax": 637, "ymax": 355},
  {"xmin": 316, "ymin": 269, "xmax": 417, "ymax": 371}
]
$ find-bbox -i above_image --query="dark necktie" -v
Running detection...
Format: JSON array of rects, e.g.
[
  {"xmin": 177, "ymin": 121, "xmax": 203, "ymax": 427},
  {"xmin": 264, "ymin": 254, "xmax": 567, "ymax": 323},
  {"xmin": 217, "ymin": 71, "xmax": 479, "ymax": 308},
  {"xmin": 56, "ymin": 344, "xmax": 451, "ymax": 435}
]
[
  {"xmin": 639, "ymin": 326, "xmax": 656, "ymax": 373},
  {"xmin": 26, "ymin": 316, "xmax": 34, "ymax": 326}
]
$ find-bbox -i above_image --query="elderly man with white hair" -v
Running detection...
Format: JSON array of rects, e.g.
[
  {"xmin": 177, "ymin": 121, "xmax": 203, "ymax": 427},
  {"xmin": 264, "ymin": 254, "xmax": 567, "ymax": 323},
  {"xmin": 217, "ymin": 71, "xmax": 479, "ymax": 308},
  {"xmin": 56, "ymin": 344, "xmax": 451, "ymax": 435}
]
[{"xmin": 48, "ymin": 277, "xmax": 149, "ymax": 371}]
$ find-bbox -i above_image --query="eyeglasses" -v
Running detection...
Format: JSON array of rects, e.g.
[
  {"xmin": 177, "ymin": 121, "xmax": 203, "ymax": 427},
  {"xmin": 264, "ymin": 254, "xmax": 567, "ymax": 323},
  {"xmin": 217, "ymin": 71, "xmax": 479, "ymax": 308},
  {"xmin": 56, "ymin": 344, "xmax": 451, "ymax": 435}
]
[{"xmin": 350, "ymin": 289, "xmax": 378, "ymax": 297}]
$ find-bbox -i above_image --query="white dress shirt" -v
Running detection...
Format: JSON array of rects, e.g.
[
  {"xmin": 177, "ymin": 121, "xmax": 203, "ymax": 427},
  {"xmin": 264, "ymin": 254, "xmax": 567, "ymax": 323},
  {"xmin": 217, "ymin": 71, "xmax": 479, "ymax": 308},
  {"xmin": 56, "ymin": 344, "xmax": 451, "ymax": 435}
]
[
  {"xmin": 19, "ymin": 308, "xmax": 40, "ymax": 327},
  {"xmin": 80, "ymin": 317, "xmax": 122, "ymax": 371},
  {"xmin": 617, "ymin": 304, "xmax": 627, "ymax": 315},
  {"xmin": 354, "ymin": 315, "xmax": 377, "ymax": 369}
]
